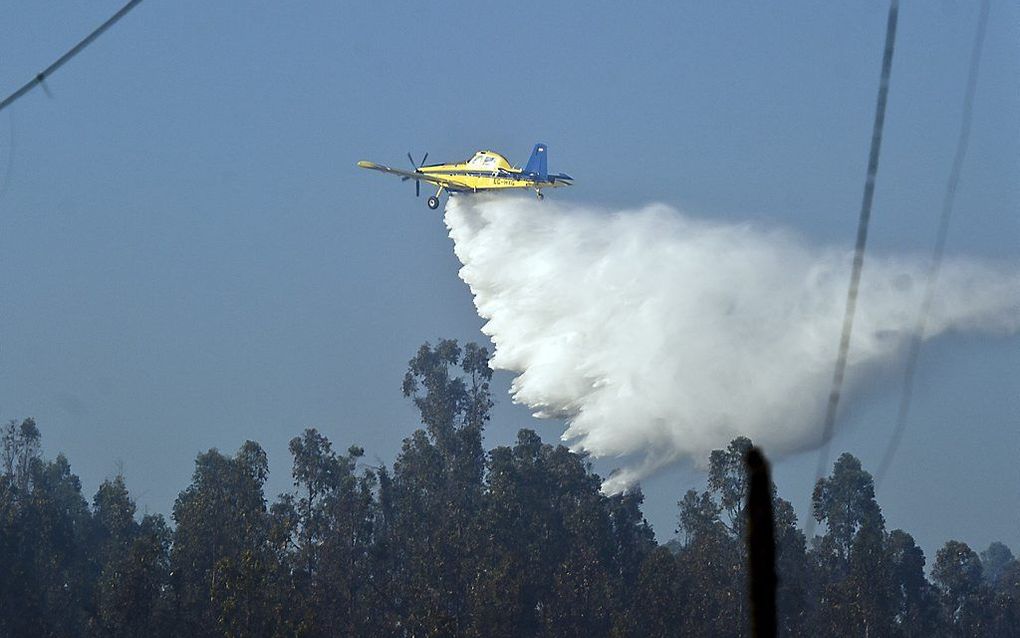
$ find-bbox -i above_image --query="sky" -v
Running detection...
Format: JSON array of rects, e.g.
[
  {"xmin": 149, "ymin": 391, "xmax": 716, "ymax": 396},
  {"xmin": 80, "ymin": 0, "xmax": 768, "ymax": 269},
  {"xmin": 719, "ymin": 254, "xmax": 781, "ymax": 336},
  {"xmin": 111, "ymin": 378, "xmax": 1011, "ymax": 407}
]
[{"xmin": 1, "ymin": 1, "xmax": 1017, "ymax": 562}]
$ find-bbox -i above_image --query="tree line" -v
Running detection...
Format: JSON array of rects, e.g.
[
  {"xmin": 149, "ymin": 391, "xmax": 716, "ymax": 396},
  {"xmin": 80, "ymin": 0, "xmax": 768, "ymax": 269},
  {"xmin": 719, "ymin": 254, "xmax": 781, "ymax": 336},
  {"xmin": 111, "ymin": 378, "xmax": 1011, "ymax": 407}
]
[{"xmin": 1, "ymin": 339, "xmax": 1017, "ymax": 637}]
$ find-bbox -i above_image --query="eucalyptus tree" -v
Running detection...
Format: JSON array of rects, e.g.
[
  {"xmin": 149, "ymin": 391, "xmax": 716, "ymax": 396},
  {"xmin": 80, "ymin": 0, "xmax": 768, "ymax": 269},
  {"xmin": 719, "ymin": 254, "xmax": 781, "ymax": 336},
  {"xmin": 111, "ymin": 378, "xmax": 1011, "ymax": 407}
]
[
  {"xmin": 287, "ymin": 428, "xmax": 378, "ymax": 636},
  {"xmin": 810, "ymin": 453, "xmax": 894, "ymax": 638},
  {"xmin": 379, "ymin": 339, "xmax": 493, "ymax": 636},
  {"xmin": 170, "ymin": 441, "xmax": 282, "ymax": 637}
]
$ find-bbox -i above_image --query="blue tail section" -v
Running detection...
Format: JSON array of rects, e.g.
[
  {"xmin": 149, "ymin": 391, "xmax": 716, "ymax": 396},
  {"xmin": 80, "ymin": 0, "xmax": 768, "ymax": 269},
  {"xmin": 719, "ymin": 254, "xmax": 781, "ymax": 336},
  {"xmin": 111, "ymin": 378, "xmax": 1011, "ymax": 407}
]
[{"xmin": 523, "ymin": 143, "xmax": 548, "ymax": 180}]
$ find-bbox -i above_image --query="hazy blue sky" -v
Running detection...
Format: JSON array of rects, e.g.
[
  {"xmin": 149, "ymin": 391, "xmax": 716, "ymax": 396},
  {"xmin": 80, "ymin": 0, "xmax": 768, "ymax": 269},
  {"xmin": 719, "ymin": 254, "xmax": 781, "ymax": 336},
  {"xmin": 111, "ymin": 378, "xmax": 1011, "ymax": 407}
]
[{"xmin": 2, "ymin": 1, "xmax": 1017, "ymax": 561}]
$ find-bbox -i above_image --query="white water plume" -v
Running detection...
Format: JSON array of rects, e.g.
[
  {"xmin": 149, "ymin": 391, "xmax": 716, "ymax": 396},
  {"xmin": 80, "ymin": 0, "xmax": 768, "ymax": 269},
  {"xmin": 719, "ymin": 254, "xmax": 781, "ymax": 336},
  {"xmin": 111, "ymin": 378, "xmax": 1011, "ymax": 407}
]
[{"xmin": 444, "ymin": 195, "xmax": 1020, "ymax": 493}]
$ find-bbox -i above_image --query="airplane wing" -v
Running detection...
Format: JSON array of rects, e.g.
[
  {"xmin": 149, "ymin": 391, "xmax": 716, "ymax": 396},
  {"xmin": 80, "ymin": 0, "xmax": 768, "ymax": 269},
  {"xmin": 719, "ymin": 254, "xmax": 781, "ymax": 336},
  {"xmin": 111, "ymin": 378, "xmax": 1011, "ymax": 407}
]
[{"xmin": 357, "ymin": 161, "xmax": 472, "ymax": 190}]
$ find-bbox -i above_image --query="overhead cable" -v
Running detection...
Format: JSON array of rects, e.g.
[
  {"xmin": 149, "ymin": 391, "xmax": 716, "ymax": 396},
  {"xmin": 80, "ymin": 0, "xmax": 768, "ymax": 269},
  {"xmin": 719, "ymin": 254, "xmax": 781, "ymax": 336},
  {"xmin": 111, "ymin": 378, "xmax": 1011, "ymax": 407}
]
[
  {"xmin": 875, "ymin": 0, "xmax": 990, "ymax": 489},
  {"xmin": 0, "ymin": 0, "xmax": 144, "ymax": 113},
  {"xmin": 807, "ymin": 0, "xmax": 899, "ymax": 535}
]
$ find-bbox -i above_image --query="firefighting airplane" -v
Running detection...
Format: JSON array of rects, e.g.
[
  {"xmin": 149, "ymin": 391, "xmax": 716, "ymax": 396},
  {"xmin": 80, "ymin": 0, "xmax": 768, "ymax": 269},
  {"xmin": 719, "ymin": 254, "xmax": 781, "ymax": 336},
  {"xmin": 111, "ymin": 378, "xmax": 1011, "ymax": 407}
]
[{"xmin": 357, "ymin": 143, "xmax": 573, "ymax": 209}]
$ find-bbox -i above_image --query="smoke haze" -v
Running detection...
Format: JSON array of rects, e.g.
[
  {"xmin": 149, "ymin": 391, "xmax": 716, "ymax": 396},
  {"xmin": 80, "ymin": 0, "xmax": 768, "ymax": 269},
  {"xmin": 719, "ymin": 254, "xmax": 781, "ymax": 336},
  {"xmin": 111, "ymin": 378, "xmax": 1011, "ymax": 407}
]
[{"xmin": 444, "ymin": 196, "xmax": 1020, "ymax": 494}]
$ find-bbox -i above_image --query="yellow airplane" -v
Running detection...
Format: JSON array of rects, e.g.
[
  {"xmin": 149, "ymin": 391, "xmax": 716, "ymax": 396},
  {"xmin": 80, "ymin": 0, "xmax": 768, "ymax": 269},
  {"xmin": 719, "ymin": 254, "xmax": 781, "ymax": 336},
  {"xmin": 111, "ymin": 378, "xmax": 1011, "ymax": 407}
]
[{"xmin": 357, "ymin": 143, "xmax": 573, "ymax": 209}]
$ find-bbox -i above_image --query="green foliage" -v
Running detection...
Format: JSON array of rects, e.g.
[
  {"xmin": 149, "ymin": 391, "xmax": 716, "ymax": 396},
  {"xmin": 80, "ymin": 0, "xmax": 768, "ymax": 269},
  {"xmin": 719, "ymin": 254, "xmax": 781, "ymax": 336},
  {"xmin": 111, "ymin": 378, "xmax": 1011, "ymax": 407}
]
[
  {"xmin": 1, "ymin": 341, "xmax": 1017, "ymax": 637},
  {"xmin": 981, "ymin": 541, "xmax": 1017, "ymax": 586},
  {"xmin": 812, "ymin": 452, "xmax": 884, "ymax": 568},
  {"xmin": 707, "ymin": 436, "xmax": 753, "ymax": 536},
  {"xmin": 2, "ymin": 417, "xmax": 41, "ymax": 493},
  {"xmin": 808, "ymin": 453, "xmax": 899, "ymax": 637},
  {"xmin": 611, "ymin": 547, "xmax": 685, "ymax": 638},
  {"xmin": 934, "ymin": 540, "xmax": 983, "ymax": 602},
  {"xmin": 887, "ymin": 529, "xmax": 941, "ymax": 636},
  {"xmin": 170, "ymin": 442, "xmax": 280, "ymax": 637},
  {"xmin": 286, "ymin": 427, "xmax": 378, "ymax": 636},
  {"xmin": 94, "ymin": 512, "xmax": 173, "ymax": 637},
  {"xmin": 468, "ymin": 429, "xmax": 653, "ymax": 637},
  {"xmin": 933, "ymin": 540, "xmax": 991, "ymax": 634}
]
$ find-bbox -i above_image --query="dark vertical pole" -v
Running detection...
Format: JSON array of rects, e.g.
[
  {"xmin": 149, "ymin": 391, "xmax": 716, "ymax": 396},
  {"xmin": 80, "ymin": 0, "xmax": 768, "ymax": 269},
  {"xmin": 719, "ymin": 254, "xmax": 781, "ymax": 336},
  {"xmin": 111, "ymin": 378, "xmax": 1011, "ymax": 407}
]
[{"xmin": 746, "ymin": 446, "xmax": 777, "ymax": 638}]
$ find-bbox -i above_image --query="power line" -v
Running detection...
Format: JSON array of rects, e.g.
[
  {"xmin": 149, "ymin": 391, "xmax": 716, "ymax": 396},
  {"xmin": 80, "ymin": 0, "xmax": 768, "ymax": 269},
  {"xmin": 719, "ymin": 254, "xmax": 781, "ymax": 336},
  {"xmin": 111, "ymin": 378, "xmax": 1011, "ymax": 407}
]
[
  {"xmin": 0, "ymin": 113, "xmax": 15, "ymax": 202},
  {"xmin": 0, "ymin": 0, "xmax": 144, "ymax": 114},
  {"xmin": 875, "ymin": 0, "xmax": 991, "ymax": 490},
  {"xmin": 807, "ymin": 0, "xmax": 899, "ymax": 535}
]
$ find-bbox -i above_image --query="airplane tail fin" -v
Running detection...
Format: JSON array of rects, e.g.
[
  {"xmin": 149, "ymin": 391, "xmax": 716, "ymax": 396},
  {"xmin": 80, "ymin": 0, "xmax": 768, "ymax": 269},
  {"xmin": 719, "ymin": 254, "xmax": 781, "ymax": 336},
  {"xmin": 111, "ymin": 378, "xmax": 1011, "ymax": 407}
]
[{"xmin": 523, "ymin": 143, "xmax": 548, "ymax": 180}]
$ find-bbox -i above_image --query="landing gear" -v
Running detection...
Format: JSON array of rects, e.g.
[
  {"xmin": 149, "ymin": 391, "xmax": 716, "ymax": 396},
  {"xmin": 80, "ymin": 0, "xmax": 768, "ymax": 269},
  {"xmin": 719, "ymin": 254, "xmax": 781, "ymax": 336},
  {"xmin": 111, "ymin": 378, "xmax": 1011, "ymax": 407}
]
[
  {"xmin": 536, "ymin": 190, "xmax": 545, "ymax": 200},
  {"xmin": 427, "ymin": 186, "xmax": 444, "ymax": 210}
]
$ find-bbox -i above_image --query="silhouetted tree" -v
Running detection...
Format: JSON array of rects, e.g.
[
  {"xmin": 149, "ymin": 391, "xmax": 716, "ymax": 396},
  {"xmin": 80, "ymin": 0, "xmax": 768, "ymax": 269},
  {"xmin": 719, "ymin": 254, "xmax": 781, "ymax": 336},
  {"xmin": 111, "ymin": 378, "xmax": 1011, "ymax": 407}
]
[
  {"xmin": 287, "ymin": 428, "xmax": 378, "ymax": 636},
  {"xmin": 674, "ymin": 485, "xmax": 743, "ymax": 637},
  {"xmin": 170, "ymin": 441, "xmax": 281, "ymax": 637},
  {"xmin": 933, "ymin": 540, "xmax": 987, "ymax": 635},
  {"xmin": 2, "ymin": 342, "xmax": 1018, "ymax": 638},
  {"xmin": 886, "ymin": 529, "xmax": 940, "ymax": 637},
  {"xmin": 810, "ymin": 453, "xmax": 894, "ymax": 637},
  {"xmin": 772, "ymin": 497, "xmax": 809, "ymax": 636},
  {"xmin": 2, "ymin": 418, "xmax": 41, "ymax": 491},
  {"xmin": 0, "ymin": 449, "xmax": 95, "ymax": 636},
  {"xmin": 94, "ymin": 510, "xmax": 173, "ymax": 638},
  {"xmin": 611, "ymin": 546, "xmax": 686, "ymax": 637},
  {"xmin": 708, "ymin": 436, "xmax": 753, "ymax": 538},
  {"xmin": 379, "ymin": 339, "xmax": 493, "ymax": 635},
  {"xmin": 981, "ymin": 541, "xmax": 1017, "ymax": 586}
]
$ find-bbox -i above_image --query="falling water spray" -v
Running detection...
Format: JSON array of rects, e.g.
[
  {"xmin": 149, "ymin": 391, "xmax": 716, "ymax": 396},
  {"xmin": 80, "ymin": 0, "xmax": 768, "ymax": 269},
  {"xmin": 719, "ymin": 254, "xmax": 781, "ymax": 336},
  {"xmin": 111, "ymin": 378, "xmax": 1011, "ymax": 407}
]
[{"xmin": 444, "ymin": 195, "xmax": 1020, "ymax": 493}]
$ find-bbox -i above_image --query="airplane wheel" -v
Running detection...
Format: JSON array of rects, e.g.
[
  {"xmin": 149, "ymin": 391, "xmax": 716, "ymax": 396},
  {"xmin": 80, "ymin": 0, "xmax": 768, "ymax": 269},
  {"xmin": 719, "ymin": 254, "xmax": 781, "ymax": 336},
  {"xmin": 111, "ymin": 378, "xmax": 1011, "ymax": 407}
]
[{"xmin": 427, "ymin": 196, "xmax": 440, "ymax": 210}]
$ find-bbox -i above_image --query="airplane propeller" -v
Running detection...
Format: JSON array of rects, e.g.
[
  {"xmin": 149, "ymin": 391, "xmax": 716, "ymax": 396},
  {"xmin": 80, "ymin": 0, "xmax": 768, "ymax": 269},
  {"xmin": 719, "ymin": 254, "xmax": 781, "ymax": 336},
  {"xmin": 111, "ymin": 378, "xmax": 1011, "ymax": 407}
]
[{"xmin": 403, "ymin": 152, "xmax": 429, "ymax": 197}]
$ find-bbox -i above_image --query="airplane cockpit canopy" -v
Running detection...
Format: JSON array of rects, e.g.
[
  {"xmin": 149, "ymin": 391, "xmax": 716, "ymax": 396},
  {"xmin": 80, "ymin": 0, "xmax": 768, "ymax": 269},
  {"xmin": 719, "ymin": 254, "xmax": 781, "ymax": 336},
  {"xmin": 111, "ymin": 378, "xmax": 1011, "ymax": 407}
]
[{"xmin": 467, "ymin": 151, "xmax": 513, "ymax": 171}]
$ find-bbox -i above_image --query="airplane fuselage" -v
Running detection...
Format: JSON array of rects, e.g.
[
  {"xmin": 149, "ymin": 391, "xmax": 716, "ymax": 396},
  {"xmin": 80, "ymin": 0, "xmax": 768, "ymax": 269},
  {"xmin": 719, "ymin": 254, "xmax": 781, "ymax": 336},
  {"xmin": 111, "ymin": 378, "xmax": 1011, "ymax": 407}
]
[
  {"xmin": 357, "ymin": 144, "xmax": 572, "ymax": 209},
  {"xmin": 416, "ymin": 151, "xmax": 568, "ymax": 192}
]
